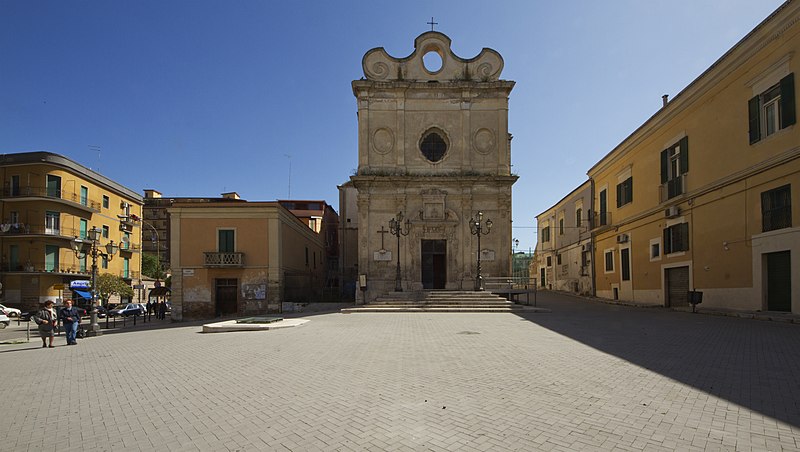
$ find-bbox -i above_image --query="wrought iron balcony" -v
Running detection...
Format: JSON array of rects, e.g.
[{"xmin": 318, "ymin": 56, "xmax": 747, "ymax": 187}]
[
  {"xmin": 1, "ymin": 185, "xmax": 101, "ymax": 211},
  {"xmin": 660, "ymin": 176, "xmax": 686, "ymax": 203},
  {"xmin": 204, "ymin": 252, "xmax": 244, "ymax": 267},
  {"xmin": 0, "ymin": 224, "xmax": 80, "ymax": 239}
]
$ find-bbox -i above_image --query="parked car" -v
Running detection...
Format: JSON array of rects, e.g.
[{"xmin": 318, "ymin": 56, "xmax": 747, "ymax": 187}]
[
  {"xmin": 0, "ymin": 313, "xmax": 9, "ymax": 328},
  {"xmin": 109, "ymin": 303, "xmax": 143, "ymax": 317},
  {"xmin": 0, "ymin": 303, "xmax": 21, "ymax": 317}
]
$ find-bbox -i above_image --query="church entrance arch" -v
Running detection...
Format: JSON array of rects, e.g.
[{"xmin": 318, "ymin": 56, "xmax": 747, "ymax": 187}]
[{"xmin": 422, "ymin": 240, "xmax": 447, "ymax": 289}]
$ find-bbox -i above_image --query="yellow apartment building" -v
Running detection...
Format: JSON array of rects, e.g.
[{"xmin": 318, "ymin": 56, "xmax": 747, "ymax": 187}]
[
  {"xmin": 168, "ymin": 201, "xmax": 326, "ymax": 320},
  {"xmin": 588, "ymin": 1, "xmax": 799, "ymax": 313},
  {"xmin": 0, "ymin": 151, "xmax": 143, "ymax": 311}
]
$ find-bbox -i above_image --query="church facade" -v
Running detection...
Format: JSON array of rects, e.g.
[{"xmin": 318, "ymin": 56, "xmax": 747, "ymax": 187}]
[{"xmin": 350, "ymin": 32, "xmax": 517, "ymax": 302}]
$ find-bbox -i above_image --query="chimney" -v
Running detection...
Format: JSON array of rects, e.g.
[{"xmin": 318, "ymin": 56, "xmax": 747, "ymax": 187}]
[{"xmin": 662, "ymin": 94, "xmax": 669, "ymax": 108}]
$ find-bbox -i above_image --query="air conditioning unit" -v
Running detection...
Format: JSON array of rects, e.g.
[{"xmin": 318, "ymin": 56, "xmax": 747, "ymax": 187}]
[
  {"xmin": 665, "ymin": 206, "xmax": 680, "ymax": 218},
  {"xmin": 616, "ymin": 233, "xmax": 629, "ymax": 244},
  {"xmin": 582, "ymin": 243, "xmax": 593, "ymax": 252}
]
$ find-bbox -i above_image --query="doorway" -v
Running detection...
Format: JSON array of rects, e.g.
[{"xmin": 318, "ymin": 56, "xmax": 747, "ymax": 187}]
[
  {"xmin": 421, "ymin": 240, "xmax": 446, "ymax": 289},
  {"xmin": 665, "ymin": 266, "xmax": 689, "ymax": 307},
  {"xmin": 215, "ymin": 278, "xmax": 238, "ymax": 316},
  {"xmin": 765, "ymin": 251, "xmax": 791, "ymax": 312}
]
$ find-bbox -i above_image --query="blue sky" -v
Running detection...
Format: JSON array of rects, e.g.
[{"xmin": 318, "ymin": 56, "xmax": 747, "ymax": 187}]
[{"xmin": 0, "ymin": 0, "xmax": 786, "ymax": 251}]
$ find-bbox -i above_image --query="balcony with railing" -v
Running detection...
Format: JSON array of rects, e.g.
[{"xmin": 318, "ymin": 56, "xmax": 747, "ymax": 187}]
[
  {"xmin": 204, "ymin": 252, "xmax": 244, "ymax": 267},
  {"xmin": 660, "ymin": 175, "xmax": 686, "ymax": 203},
  {"xmin": 593, "ymin": 211, "xmax": 612, "ymax": 230},
  {"xmin": 0, "ymin": 224, "xmax": 81, "ymax": 240},
  {"xmin": 1, "ymin": 185, "xmax": 102, "ymax": 212}
]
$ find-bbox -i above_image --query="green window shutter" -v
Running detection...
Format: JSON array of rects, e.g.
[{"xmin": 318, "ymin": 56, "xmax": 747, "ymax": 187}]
[
  {"xmin": 679, "ymin": 222, "xmax": 690, "ymax": 251},
  {"xmin": 660, "ymin": 149, "xmax": 668, "ymax": 184},
  {"xmin": 780, "ymin": 73, "xmax": 796, "ymax": 128},
  {"xmin": 679, "ymin": 137, "xmax": 689, "ymax": 174},
  {"xmin": 748, "ymin": 95, "xmax": 761, "ymax": 144}
]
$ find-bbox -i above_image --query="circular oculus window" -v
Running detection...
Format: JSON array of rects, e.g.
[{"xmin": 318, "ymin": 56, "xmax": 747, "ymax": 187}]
[{"xmin": 420, "ymin": 130, "xmax": 448, "ymax": 162}]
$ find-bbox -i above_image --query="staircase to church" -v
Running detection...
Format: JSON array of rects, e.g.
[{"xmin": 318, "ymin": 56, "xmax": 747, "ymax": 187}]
[{"xmin": 341, "ymin": 290, "xmax": 529, "ymax": 313}]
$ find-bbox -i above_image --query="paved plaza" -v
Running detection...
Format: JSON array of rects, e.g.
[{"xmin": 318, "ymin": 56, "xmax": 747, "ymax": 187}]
[{"xmin": 1, "ymin": 292, "xmax": 799, "ymax": 451}]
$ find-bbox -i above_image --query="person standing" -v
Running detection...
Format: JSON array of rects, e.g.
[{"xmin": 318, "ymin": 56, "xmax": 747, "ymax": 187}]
[
  {"xmin": 59, "ymin": 299, "xmax": 81, "ymax": 345},
  {"xmin": 32, "ymin": 300, "xmax": 57, "ymax": 348}
]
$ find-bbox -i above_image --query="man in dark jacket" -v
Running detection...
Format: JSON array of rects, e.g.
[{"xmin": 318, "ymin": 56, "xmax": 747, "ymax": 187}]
[{"xmin": 59, "ymin": 299, "xmax": 81, "ymax": 345}]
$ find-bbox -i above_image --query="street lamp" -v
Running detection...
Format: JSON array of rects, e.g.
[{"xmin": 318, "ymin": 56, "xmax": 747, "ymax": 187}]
[
  {"xmin": 72, "ymin": 226, "xmax": 118, "ymax": 337},
  {"xmin": 469, "ymin": 212, "xmax": 493, "ymax": 291},
  {"xmin": 388, "ymin": 212, "xmax": 410, "ymax": 292},
  {"xmin": 141, "ymin": 219, "xmax": 161, "ymax": 283}
]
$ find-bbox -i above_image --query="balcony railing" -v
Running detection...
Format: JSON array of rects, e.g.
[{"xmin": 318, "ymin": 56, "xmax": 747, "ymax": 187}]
[
  {"xmin": 120, "ymin": 270, "xmax": 140, "ymax": 279},
  {"xmin": 2, "ymin": 186, "xmax": 101, "ymax": 211},
  {"xmin": 660, "ymin": 176, "xmax": 686, "ymax": 203},
  {"xmin": 593, "ymin": 211, "xmax": 612, "ymax": 229},
  {"xmin": 0, "ymin": 224, "xmax": 80, "ymax": 239},
  {"xmin": 204, "ymin": 252, "xmax": 244, "ymax": 267}
]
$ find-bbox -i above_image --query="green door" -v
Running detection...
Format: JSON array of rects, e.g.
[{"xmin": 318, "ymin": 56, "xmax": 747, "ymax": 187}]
[
  {"xmin": 46, "ymin": 174, "xmax": 61, "ymax": 198},
  {"xmin": 9, "ymin": 245, "xmax": 19, "ymax": 271},
  {"xmin": 45, "ymin": 245, "xmax": 59, "ymax": 272},
  {"xmin": 766, "ymin": 251, "xmax": 791, "ymax": 312}
]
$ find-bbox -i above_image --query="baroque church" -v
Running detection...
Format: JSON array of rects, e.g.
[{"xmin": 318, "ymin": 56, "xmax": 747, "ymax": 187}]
[{"xmin": 348, "ymin": 31, "xmax": 517, "ymax": 302}]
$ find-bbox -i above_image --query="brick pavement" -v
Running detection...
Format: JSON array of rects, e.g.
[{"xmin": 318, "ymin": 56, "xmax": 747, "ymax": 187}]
[{"xmin": 1, "ymin": 292, "xmax": 798, "ymax": 451}]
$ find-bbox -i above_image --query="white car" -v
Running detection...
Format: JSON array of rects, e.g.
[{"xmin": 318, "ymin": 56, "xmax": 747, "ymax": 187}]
[
  {"xmin": 0, "ymin": 303, "xmax": 21, "ymax": 317},
  {"xmin": 0, "ymin": 313, "xmax": 9, "ymax": 328}
]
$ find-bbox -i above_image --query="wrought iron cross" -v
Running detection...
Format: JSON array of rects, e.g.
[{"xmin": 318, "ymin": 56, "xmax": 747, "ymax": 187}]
[
  {"xmin": 427, "ymin": 17, "xmax": 438, "ymax": 31},
  {"xmin": 377, "ymin": 226, "xmax": 389, "ymax": 250}
]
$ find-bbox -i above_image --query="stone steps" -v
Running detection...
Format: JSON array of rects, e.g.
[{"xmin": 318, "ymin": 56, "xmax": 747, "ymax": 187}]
[{"xmin": 342, "ymin": 290, "xmax": 545, "ymax": 313}]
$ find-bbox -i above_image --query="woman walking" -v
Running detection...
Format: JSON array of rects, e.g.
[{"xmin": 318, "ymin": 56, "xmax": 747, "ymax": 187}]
[{"xmin": 33, "ymin": 300, "xmax": 57, "ymax": 348}]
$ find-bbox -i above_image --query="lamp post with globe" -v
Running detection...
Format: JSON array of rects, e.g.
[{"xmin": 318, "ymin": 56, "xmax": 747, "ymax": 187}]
[{"xmin": 71, "ymin": 226, "xmax": 118, "ymax": 336}]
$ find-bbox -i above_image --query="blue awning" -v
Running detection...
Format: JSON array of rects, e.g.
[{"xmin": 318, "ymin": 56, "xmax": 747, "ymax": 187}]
[{"xmin": 74, "ymin": 290, "xmax": 92, "ymax": 299}]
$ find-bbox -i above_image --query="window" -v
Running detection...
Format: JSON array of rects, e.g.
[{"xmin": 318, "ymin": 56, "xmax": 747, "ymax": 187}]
[
  {"xmin": 660, "ymin": 137, "xmax": 688, "ymax": 200},
  {"xmin": 102, "ymin": 225, "xmax": 109, "ymax": 239},
  {"xmin": 556, "ymin": 254, "xmax": 562, "ymax": 265},
  {"xmin": 664, "ymin": 223, "xmax": 689, "ymax": 254},
  {"xmin": 46, "ymin": 174, "xmax": 61, "ymax": 198},
  {"xmin": 651, "ymin": 243, "xmax": 660, "ymax": 260},
  {"xmin": 9, "ymin": 211, "xmax": 18, "ymax": 224},
  {"xmin": 123, "ymin": 258, "xmax": 130, "ymax": 278},
  {"xmin": 761, "ymin": 185, "xmax": 792, "ymax": 232},
  {"xmin": 102, "ymin": 195, "xmax": 109, "ymax": 209},
  {"xmin": 45, "ymin": 245, "xmax": 59, "ymax": 272},
  {"xmin": 9, "ymin": 245, "xmax": 19, "ymax": 270},
  {"xmin": 80, "ymin": 219, "xmax": 87, "ymax": 239},
  {"xmin": 749, "ymin": 73, "xmax": 796, "ymax": 144},
  {"xmin": 80, "ymin": 186, "xmax": 88, "ymax": 206},
  {"xmin": 45, "ymin": 211, "xmax": 60, "ymax": 235},
  {"xmin": 559, "ymin": 218, "xmax": 564, "ymax": 235},
  {"xmin": 542, "ymin": 226, "xmax": 550, "ymax": 243},
  {"xmin": 616, "ymin": 177, "xmax": 633, "ymax": 207},
  {"xmin": 620, "ymin": 248, "xmax": 630, "ymax": 281},
  {"xmin": 218, "ymin": 229, "xmax": 234, "ymax": 253},
  {"xmin": 604, "ymin": 250, "xmax": 614, "ymax": 272},
  {"xmin": 599, "ymin": 189, "xmax": 608, "ymax": 226},
  {"xmin": 10, "ymin": 175, "xmax": 19, "ymax": 196},
  {"xmin": 80, "ymin": 255, "xmax": 87, "ymax": 272},
  {"xmin": 420, "ymin": 130, "xmax": 447, "ymax": 162},
  {"xmin": 576, "ymin": 208, "xmax": 582, "ymax": 228},
  {"xmin": 546, "ymin": 256, "xmax": 552, "ymax": 267},
  {"xmin": 101, "ymin": 255, "xmax": 108, "ymax": 270}
]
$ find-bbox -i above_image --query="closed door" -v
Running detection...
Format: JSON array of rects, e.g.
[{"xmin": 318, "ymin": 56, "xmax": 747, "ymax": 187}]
[
  {"xmin": 421, "ymin": 240, "xmax": 446, "ymax": 289},
  {"xmin": 665, "ymin": 266, "xmax": 689, "ymax": 307},
  {"xmin": 766, "ymin": 251, "xmax": 791, "ymax": 312},
  {"xmin": 215, "ymin": 278, "xmax": 238, "ymax": 316}
]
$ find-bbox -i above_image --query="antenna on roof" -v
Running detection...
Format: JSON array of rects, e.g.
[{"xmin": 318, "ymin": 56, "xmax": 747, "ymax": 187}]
[
  {"xmin": 88, "ymin": 145, "xmax": 101, "ymax": 172},
  {"xmin": 284, "ymin": 154, "xmax": 292, "ymax": 199}
]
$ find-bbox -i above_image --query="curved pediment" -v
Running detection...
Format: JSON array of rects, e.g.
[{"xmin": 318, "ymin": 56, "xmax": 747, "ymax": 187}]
[{"xmin": 362, "ymin": 32, "xmax": 504, "ymax": 82}]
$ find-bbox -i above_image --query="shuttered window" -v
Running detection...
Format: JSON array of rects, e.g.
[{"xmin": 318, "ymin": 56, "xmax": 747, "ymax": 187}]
[
  {"xmin": 664, "ymin": 223, "xmax": 689, "ymax": 254},
  {"xmin": 749, "ymin": 73, "xmax": 796, "ymax": 144},
  {"xmin": 761, "ymin": 185, "xmax": 792, "ymax": 232}
]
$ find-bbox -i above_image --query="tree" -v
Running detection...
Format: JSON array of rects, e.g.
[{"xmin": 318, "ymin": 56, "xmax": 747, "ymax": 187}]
[
  {"xmin": 95, "ymin": 273, "xmax": 134, "ymax": 305},
  {"xmin": 142, "ymin": 253, "xmax": 164, "ymax": 279}
]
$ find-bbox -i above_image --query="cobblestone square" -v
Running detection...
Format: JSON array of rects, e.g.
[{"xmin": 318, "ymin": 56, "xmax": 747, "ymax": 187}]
[{"xmin": 1, "ymin": 292, "xmax": 799, "ymax": 451}]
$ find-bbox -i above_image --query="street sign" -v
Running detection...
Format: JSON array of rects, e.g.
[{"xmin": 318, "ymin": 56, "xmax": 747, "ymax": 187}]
[
  {"xmin": 133, "ymin": 284, "xmax": 145, "ymax": 289},
  {"xmin": 53, "ymin": 284, "xmax": 65, "ymax": 290},
  {"xmin": 70, "ymin": 280, "xmax": 91, "ymax": 289}
]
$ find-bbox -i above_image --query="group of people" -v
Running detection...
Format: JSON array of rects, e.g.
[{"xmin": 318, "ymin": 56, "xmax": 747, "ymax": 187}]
[
  {"xmin": 32, "ymin": 299, "xmax": 82, "ymax": 347},
  {"xmin": 147, "ymin": 300, "xmax": 168, "ymax": 320}
]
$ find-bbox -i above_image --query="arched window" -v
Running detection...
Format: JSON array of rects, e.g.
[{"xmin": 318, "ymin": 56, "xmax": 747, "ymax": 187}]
[{"xmin": 420, "ymin": 130, "xmax": 447, "ymax": 162}]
